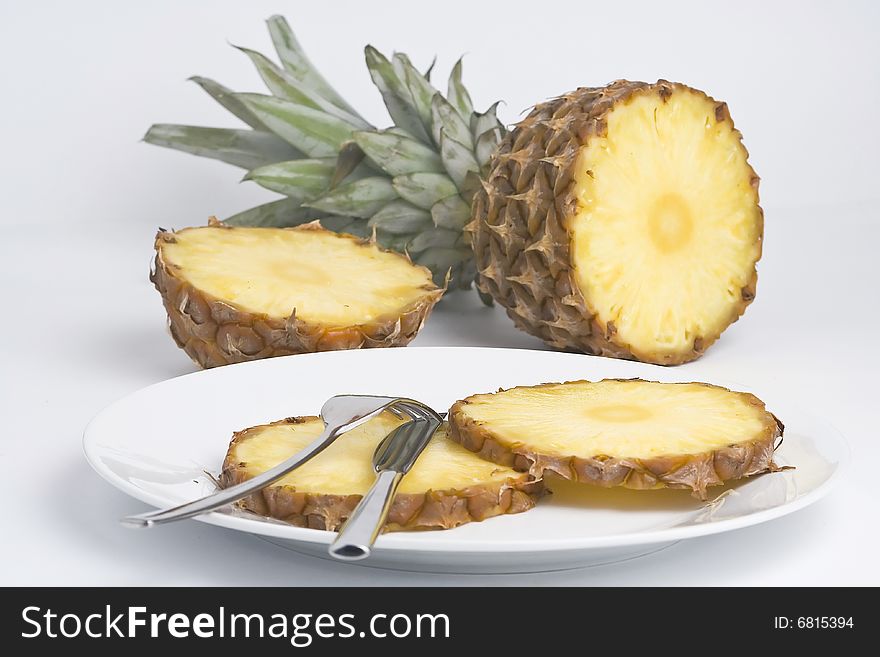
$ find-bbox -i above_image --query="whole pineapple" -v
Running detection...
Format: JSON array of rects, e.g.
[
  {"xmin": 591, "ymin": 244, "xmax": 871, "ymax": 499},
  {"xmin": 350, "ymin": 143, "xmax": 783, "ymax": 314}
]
[{"xmin": 147, "ymin": 17, "xmax": 764, "ymax": 365}]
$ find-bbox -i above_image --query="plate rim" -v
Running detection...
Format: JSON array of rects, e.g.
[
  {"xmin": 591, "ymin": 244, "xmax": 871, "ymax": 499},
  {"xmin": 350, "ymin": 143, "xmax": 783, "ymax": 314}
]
[{"xmin": 83, "ymin": 346, "xmax": 850, "ymax": 554}]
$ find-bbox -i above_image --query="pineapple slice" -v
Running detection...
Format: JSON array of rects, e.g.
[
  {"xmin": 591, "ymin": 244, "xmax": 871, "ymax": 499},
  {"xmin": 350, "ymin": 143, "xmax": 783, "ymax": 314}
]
[
  {"xmin": 448, "ymin": 379, "xmax": 783, "ymax": 498},
  {"xmin": 152, "ymin": 222, "xmax": 443, "ymax": 368},
  {"xmin": 221, "ymin": 414, "xmax": 544, "ymax": 531},
  {"xmin": 471, "ymin": 81, "xmax": 762, "ymax": 364}
]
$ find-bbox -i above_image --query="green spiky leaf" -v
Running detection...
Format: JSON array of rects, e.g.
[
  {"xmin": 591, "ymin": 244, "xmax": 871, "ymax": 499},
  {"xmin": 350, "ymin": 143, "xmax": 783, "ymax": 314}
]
[
  {"xmin": 305, "ymin": 176, "xmax": 397, "ymax": 217},
  {"xmin": 368, "ymin": 200, "xmax": 433, "ymax": 235},
  {"xmin": 331, "ymin": 140, "xmax": 369, "ymax": 188},
  {"xmin": 471, "ymin": 101, "xmax": 504, "ymax": 142},
  {"xmin": 143, "ymin": 124, "xmax": 300, "ymax": 169},
  {"xmin": 423, "ymin": 57, "xmax": 437, "ymax": 82},
  {"xmin": 225, "ymin": 198, "xmax": 325, "ymax": 227},
  {"xmin": 431, "ymin": 194, "xmax": 471, "ymax": 230},
  {"xmin": 408, "ymin": 227, "xmax": 461, "ymax": 253},
  {"xmin": 447, "ymin": 59, "xmax": 474, "ymax": 118},
  {"xmin": 474, "ymin": 127, "xmax": 503, "ymax": 172},
  {"xmin": 189, "ymin": 77, "xmax": 269, "ymax": 131},
  {"xmin": 318, "ymin": 214, "xmax": 368, "ymax": 235},
  {"xmin": 394, "ymin": 53, "xmax": 436, "ymax": 139},
  {"xmin": 439, "ymin": 131, "xmax": 480, "ymax": 188},
  {"xmin": 236, "ymin": 46, "xmax": 317, "ymax": 106},
  {"xmin": 266, "ymin": 15, "xmax": 358, "ymax": 115},
  {"xmin": 236, "ymin": 94, "xmax": 358, "ymax": 157},
  {"xmin": 392, "ymin": 172, "xmax": 458, "ymax": 209},
  {"xmin": 413, "ymin": 246, "xmax": 471, "ymax": 280},
  {"xmin": 243, "ymin": 159, "xmax": 335, "ymax": 199},
  {"xmin": 431, "ymin": 94, "xmax": 474, "ymax": 149},
  {"xmin": 235, "ymin": 46, "xmax": 370, "ymax": 128},
  {"xmin": 364, "ymin": 46, "xmax": 431, "ymax": 144},
  {"xmin": 353, "ymin": 129, "xmax": 444, "ymax": 176}
]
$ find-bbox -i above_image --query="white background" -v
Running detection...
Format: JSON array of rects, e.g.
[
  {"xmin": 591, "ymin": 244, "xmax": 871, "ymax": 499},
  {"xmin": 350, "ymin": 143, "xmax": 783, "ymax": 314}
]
[{"xmin": 1, "ymin": 0, "xmax": 877, "ymax": 585}]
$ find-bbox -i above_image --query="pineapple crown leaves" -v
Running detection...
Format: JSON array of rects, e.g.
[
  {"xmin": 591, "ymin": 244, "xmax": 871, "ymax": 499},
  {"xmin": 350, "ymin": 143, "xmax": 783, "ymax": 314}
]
[{"xmin": 142, "ymin": 15, "xmax": 506, "ymax": 288}]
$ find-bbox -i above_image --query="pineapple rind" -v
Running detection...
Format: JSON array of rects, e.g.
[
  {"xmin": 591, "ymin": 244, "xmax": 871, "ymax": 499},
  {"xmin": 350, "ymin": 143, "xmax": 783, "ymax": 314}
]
[
  {"xmin": 220, "ymin": 416, "xmax": 544, "ymax": 532},
  {"xmin": 152, "ymin": 222, "xmax": 443, "ymax": 368},
  {"xmin": 469, "ymin": 80, "xmax": 762, "ymax": 365},
  {"xmin": 448, "ymin": 379, "xmax": 783, "ymax": 499}
]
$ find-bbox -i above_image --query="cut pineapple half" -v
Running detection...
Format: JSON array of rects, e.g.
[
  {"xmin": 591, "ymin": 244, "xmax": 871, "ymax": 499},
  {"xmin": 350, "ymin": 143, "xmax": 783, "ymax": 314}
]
[
  {"xmin": 471, "ymin": 80, "xmax": 762, "ymax": 364},
  {"xmin": 571, "ymin": 88, "xmax": 761, "ymax": 360},
  {"xmin": 448, "ymin": 379, "xmax": 783, "ymax": 498},
  {"xmin": 152, "ymin": 222, "xmax": 443, "ymax": 368},
  {"xmin": 221, "ymin": 413, "xmax": 543, "ymax": 531}
]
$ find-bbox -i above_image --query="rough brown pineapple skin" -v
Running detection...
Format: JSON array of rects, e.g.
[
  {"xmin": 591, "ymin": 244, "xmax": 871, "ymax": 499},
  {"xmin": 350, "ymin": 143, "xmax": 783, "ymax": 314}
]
[
  {"xmin": 152, "ymin": 222, "xmax": 444, "ymax": 368},
  {"xmin": 468, "ymin": 80, "xmax": 761, "ymax": 365},
  {"xmin": 220, "ymin": 417, "xmax": 545, "ymax": 532},
  {"xmin": 447, "ymin": 379, "xmax": 784, "ymax": 499}
]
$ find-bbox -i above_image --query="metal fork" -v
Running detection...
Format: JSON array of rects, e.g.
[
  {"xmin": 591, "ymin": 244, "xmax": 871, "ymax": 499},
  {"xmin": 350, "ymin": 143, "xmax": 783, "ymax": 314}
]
[
  {"xmin": 120, "ymin": 394, "xmax": 422, "ymax": 528},
  {"xmin": 329, "ymin": 400, "xmax": 443, "ymax": 561}
]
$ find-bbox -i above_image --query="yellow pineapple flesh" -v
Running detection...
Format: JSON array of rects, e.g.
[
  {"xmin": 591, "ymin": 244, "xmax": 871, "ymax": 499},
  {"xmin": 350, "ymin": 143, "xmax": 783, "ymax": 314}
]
[
  {"xmin": 221, "ymin": 413, "xmax": 543, "ymax": 531},
  {"xmin": 152, "ymin": 223, "xmax": 443, "ymax": 367},
  {"xmin": 571, "ymin": 89, "xmax": 761, "ymax": 358},
  {"xmin": 471, "ymin": 81, "xmax": 763, "ymax": 364},
  {"xmin": 162, "ymin": 225, "xmax": 435, "ymax": 325},
  {"xmin": 449, "ymin": 379, "xmax": 783, "ymax": 497}
]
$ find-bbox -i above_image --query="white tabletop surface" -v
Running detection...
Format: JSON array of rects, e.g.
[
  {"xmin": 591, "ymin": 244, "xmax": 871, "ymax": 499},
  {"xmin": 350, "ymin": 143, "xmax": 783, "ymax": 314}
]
[{"xmin": 1, "ymin": 0, "xmax": 878, "ymax": 585}]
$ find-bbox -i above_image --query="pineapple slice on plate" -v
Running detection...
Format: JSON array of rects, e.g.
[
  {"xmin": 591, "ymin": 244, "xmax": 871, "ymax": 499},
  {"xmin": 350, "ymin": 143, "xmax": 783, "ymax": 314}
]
[
  {"xmin": 152, "ymin": 222, "xmax": 443, "ymax": 368},
  {"xmin": 471, "ymin": 81, "xmax": 763, "ymax": 364},
  {"xmin": 220, "ymin": 414, "xmax": 544, "ymax": 531},
  {"xmin": 448, "ymin": 379, "xmax": 784, "ymax": 498}
]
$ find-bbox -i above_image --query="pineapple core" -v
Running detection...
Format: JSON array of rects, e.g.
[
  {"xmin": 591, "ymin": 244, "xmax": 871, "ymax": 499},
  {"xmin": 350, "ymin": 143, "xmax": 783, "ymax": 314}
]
[
  {"xmin": 160, "ymin": 226, "xmax": 435, "ymax": 325},
  {"xmin": 571, "ymin": 89, "xmax": 762, "ymax": 357},
  {"xmin": 232, "ymin": 415, "xmax": 519, "ymax": 495},
  {"xmin": 459, "ymin": 380, "xmax": 770, "ymax": 460}
]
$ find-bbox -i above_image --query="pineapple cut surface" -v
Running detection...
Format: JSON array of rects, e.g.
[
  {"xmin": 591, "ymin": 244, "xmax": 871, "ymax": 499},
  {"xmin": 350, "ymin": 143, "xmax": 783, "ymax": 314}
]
[
  {"xmin": 472, "ymin": 80, "xmax": 763, "ymax": 364},
  {"xmin": 160, "ymin": 225, "xmax": 436, "ymax": 324},
  {"xmin": 571, "ymin": 90, "xmax": 761, "ymax": 358},
  {"xmin": 221, "ymin": 414, "xmax": 543, "ymax": 531},
  {"xmin": 449, "ymin": 379, "xmax": 783, "ymax": 497},
  {"xmin": 152, "ymin": 223, "xmax": 443, "ymax": 368},
  {"xmin": 232, "ymin": 415, "xmax": 521, "ymax": 494}
]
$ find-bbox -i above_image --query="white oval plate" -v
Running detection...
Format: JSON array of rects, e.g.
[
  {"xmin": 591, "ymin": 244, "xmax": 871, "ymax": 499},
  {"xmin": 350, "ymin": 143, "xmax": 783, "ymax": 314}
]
[{"xmin": 84, "ymin": 347, "xmax": 846, "ymax": 574}]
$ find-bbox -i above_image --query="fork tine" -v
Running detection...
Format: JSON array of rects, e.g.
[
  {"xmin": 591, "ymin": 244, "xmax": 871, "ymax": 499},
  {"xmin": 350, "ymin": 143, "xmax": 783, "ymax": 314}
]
[
  {"xmin": 398, "ymin": 401, "xmax": 428, "ymax": 421},
  {"xmin": 391, "ymin": 401, "xmax": 417, "ymax": 420},
  {"xmin": 372, "ymin": 401, "xmax": 434, "ymax": 470},
  {"xmin": 373, "ymin": 402, "xmax": 417, "ymax": 457}
]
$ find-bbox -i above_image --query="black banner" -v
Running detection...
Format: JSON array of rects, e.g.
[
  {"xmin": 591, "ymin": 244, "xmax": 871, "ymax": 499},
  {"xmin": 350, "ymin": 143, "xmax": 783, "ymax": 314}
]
[{"xmin": 1, "ymin": 587, "xmax": 870, "ymax": 652}]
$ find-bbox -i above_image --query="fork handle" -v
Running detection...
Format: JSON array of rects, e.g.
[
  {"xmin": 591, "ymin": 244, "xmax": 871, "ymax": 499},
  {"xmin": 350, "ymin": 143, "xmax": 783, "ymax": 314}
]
[
  {"xmin": 329, "ymin": 470, "xmax": 403, "ymax": 560},
  {"xmin": 120, "ymin": 423, "xmax": 339, "ymax": 528}
]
